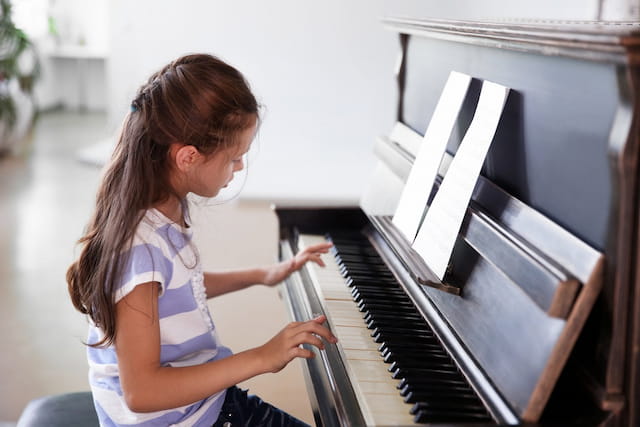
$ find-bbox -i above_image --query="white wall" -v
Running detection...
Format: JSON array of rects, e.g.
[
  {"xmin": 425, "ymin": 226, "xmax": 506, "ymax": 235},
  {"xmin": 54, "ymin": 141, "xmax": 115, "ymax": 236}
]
[{"xmin": 107, "ymin": 0, "xmax": 398, "ymax": 205}]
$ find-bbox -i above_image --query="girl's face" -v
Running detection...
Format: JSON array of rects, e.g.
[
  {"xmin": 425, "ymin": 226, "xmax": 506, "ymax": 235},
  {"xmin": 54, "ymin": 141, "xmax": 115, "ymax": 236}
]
[{"xmin": 189, "ymin": 123, "xmax": 256, "ymax": 198}]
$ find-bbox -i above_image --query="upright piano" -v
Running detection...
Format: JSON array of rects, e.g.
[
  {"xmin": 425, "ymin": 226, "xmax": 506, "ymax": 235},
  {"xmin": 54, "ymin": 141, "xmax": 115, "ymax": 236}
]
[{"xmin": 276, "ymin": 17, "xmax": 640, "ymax": 426}]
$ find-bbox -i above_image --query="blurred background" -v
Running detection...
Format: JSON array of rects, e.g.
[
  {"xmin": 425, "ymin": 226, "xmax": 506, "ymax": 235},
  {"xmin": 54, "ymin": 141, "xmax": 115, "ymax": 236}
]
[{"xmin": 0, "ymin": 0, "xmax": 636, "ymax": 425}]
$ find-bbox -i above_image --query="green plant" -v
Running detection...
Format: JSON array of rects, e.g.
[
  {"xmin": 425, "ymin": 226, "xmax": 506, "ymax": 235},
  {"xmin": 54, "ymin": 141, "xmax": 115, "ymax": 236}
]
[{"xmin": 0, "ymin": 0, "xmax": 40, "ymax": 130}]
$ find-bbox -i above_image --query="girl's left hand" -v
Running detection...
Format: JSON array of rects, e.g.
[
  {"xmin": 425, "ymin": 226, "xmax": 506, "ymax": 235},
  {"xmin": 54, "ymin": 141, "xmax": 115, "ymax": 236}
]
[{"xmin": 263, "ymin": 242, "xmax": 333, "ymax": 286}]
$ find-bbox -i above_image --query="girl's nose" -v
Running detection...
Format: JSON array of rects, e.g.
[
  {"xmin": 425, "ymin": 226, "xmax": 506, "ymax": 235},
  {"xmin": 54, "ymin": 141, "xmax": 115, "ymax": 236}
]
[{"xmin": 234, "ymin": 157, "xmax": 245, "ymax": 172}]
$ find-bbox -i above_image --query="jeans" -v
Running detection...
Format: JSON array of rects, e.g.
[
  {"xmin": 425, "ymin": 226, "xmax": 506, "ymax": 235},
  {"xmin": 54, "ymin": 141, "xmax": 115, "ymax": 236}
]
[{"xmin": 212, "ymin": 386, "xmax": 311, "ymax": 427}]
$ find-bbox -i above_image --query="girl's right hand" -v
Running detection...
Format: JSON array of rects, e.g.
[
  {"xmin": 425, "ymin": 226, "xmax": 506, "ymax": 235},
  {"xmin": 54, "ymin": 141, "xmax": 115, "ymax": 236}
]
[{"xmin": 256, "ymin": 315, "xmax": 338, "ymax": 373}]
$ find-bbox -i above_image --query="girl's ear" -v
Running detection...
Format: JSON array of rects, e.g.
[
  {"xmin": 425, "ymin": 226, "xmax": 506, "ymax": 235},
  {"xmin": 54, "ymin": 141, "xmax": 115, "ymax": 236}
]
[{"xmin": 172, "ymin": 144, "xmax": 200, "ymax": 172}]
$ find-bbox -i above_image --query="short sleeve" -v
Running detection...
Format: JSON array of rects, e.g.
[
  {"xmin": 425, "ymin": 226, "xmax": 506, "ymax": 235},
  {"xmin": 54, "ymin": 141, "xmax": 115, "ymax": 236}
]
[{"xmin": 114, "ymin": 238, "xmax": 174, "ymax": 303}]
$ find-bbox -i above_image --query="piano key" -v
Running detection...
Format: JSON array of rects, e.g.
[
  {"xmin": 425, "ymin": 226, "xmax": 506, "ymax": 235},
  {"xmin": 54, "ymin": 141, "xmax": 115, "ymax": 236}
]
[
  {"xmin": 397, "ymin": 376, "xmax": 472, "ymax": 390},
  {"xmin": 400, "ymin": 382, "xmax": 474, "ymax": 396},
  {"xmin": 298, "ymin": 235, "xmax": 416, "ymax": 425},
  {"xmin": 388, "ymin": 361, "xmax": 457, "ymax": 374},
  {"xmin": 390, "ymin": 367, "xmax": 464, "ymax": 381},
  {"xmin": 403, "ymin": 389, "xmax": 481, "ymax": 404},
  {"xmin": 379, "ymin": 341, "xmax": 446, "ymax": 354},
  {"xmin": 413, "ymin": 411, "xmax": 492, "ymax": 424},
  {"xmin": 384, "ymin": 352, "xmax": 454, "ymax": 366},
  {"xmin": 297, "ymin": 233, "xmax": 493, "ymax": 425},
  {"xmin": 371, "ymin": 326, "xmax": 434, "ymax": 337},
  {"xmin": 365, "ymin": 314, "xmax": 425, "ymax": 327}
]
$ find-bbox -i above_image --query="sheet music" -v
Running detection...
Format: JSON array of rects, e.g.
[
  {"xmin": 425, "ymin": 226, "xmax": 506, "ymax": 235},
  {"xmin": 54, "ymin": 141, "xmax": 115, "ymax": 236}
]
[
  {"xmin": 392, "ymin": 72, "xmax": 472, "ymax": 242},
  {"xmin": 413, "ymin": 80, "xmax": 510, "ymax": 280}
]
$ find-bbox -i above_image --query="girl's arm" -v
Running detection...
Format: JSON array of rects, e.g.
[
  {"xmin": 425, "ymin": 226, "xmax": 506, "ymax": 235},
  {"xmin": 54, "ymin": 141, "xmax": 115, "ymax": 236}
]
[
  {"xmin": 204, "ymin": 242, "xmax": 332, "ymax": 298},
  {"xmin": 116, "ymin": 281, "xmax": 336, "ymax": 413}
]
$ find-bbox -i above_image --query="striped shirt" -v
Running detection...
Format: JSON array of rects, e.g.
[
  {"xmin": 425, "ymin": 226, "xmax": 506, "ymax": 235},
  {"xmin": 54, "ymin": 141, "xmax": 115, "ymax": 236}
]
[{"xmin": 87, "ymin": 208, "xmax": 232, "ymax": 426}]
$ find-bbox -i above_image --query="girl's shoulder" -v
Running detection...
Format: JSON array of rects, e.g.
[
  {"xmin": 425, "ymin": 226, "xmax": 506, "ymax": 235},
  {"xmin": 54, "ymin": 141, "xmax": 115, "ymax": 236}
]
[{"xmin": 133, "ymin": 208, "xmax": 193, "ymax": 254}]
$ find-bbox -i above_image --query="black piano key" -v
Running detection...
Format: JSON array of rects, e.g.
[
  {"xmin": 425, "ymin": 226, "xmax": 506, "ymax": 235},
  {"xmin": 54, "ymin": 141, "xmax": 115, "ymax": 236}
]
[
  {"xmin": 403, "ymin": 390, "xmax": 481, "ymax": 404},
  {"xmin": 376, "ymin": 335, "xmax": 442, "ymax": 348},
  {"xmin": 361, "ymin": 305, "xmax": 420, "ymax": 315},
  {"xmin": 357, "ymin": 296, "xmax": 415, "ymax": 306},
  {"xmin": 380, "ymin": 344, "xmax": 447, "ymax": 360},
  {"xmin": 365, "ymin": 316, "xmax": 425, "ymax": 328},
  {"xmin": 397, "ymin": 377, "xmax": 474, "ymax": 392},
  {"xmin": 411, "ymin": 404, "xmax": 488, "ymax": 418},
  {"xmin": 364, "ymin": 312, "xmax": 424, "ymax": 324},
  {"xmin": 383, "ymin": 351, "xmax": 453, "ymax": 365},
  {"xmin": 344, "ymin": 273, "xmax": 397, "ymax": 283},
  {"xmin": 391, "ymin": 367, "xmax": 466, "ymax": 382},
  {"xmin": 414, "ymin": 410, "xmax": 492, "ymax": 424},
  {"xmin": 372, "ymin": 328, "xmax": 436, "ymax": 340},
  {"xmin": 340, "ymin": 261, "xmax": 388, "ymax": 269},
  {"xmin": 354, "ymin": 292, "xmax": 413, "ymax": 302},
  {"xmin": 354, "ymin": 294, "xmax": 410, "ymax": 306},
  {"xmin": 352, "ymin": 290, "xmax": 408, "ymax": 301},
  {"xmin": 400, "ymin": 383, "xmax": 475, "ymax": 397},
  {"xmin": 325, "ymin": 231, "xmax": 495, "ymax": 425},
  {"xmin": 400, "ymin": 381, "xmax": 473, "ymax": 392},
  {"xmin": 388, "ymin": 361, "xmax": 457, "ymax": 374},
  {"xmin": 351, "ymin": 283, "xmax": 406, "ymax": 292},
  {"xmin": 359, "ymin": 301, "xmax": 417, "ymax": 313},
  {"xmin": 345, "ymin": 277, "xmax": 398, "ymax": 288},
  {"xmin": 371, "ymin": 325, "xmax": 437, "ymax": 342},
  {"xmin": 360, "ymin": 305, "xmax": 419, "ymax": 316},
  {"xmin": 339, "ymin": 265, "xmax": 395, "ymax": 277},
  {"xmin": 366, "ymin": 317, "xmax": 425, "ymax": 330},
  {"xmin": 411, "ymin": 401, "xmax": 490, "ymax": 417},
  {"xmin": 329, "ymin": 244, "xmax": 378, "ymax": 256},
  {"xmin": 373, "ymin": 332, "xmax": 436, "ymax": 345},
  {"xmin": 380, "ymin": 343, "xmax": 455, "ymax": 366},
  {"xmin": 379, "ymin": 339, "xmax": 445, "ymax": 350}
]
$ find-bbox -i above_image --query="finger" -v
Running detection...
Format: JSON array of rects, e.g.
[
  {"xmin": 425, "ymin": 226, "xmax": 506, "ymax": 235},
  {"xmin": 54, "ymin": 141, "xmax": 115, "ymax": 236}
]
[
  {"xmin": 290, "ymin": 346, "xmax": 315, "ymax": 360},
  {"xmin": 297, "ymin": 320, "xmax": 338, "ymax": 344},
  {"xmin": 285, "ymin": 321, "xmax": 304, "ymax": 329},
  {"xmin": 311, "ymin": 314, "xmax": 327, "ymax": 323},
  {"xmin": 284, "ymin": 319, "xmax": 328, "ymax": 341},
  {"xmin": 310, "ymin": 254, "xmax": 326, "ymax": 267},
  {"xmin": 305, "ymin": 242, "xmax": 333, "ymax": 253},
  {"xmin": 296, "ymin": 332, "xmax": 325, "ymax": 350}
]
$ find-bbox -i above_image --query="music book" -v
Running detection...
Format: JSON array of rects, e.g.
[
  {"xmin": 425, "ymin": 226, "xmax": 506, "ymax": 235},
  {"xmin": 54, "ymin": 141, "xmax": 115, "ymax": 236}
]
[
  {"xmin": 413, "ymin": 80, "xmax": 510, "ymax": 280},
  {"xmin": 392, "ymin": 71, "xmax": 472, "ymax": 242}
]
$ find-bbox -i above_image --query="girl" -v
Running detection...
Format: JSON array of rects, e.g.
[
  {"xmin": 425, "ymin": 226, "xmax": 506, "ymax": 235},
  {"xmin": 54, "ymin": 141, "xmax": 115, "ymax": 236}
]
[{"xmin": 67, "ymin": 53, "xmax": 336, "ymax": 426}]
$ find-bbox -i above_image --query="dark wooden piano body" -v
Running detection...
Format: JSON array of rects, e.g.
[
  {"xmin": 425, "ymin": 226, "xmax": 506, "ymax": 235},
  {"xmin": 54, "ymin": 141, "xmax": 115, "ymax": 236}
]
[{"xmin": 276, "ymin": 18, "xmax": 640, "ymax": 426}]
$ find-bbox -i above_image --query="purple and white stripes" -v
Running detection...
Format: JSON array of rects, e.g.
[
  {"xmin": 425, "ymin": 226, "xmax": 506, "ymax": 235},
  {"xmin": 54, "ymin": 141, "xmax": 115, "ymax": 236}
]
[{"xmin": 87, "ymin": 208, "xmax": 231, "ymax": 426}]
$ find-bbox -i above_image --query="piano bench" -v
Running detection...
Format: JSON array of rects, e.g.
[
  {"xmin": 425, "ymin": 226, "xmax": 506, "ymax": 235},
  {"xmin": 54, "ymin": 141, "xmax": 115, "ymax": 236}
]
[{"xmin": 17, "ymin": 392, "xmax": 98, "ymax": 427}]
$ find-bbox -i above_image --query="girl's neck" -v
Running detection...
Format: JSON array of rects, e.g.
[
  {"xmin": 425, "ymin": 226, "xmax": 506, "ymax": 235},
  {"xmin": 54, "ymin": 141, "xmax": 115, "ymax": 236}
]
[{"xmin": 153, "ymin": 197, "xmax": 185, "ymax": 226}]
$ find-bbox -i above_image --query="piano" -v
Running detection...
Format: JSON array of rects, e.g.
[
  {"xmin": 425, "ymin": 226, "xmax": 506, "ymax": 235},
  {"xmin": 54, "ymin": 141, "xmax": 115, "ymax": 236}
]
[{"xmin": 276, "ymin": 17, "xmax": 640, "ymax": 426}]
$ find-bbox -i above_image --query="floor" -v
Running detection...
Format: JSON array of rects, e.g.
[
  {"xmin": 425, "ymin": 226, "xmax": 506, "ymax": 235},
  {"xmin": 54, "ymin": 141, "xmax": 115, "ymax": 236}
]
[{"xmin": 0, "ymin": 111, "xmax": 314, "ymax": 424}]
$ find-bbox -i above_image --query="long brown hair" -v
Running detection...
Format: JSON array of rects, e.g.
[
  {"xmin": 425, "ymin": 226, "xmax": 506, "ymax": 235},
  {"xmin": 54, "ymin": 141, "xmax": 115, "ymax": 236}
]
[{"xmin": 67, "ymin": 54, "xmax": 259, "ymax": 347}]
